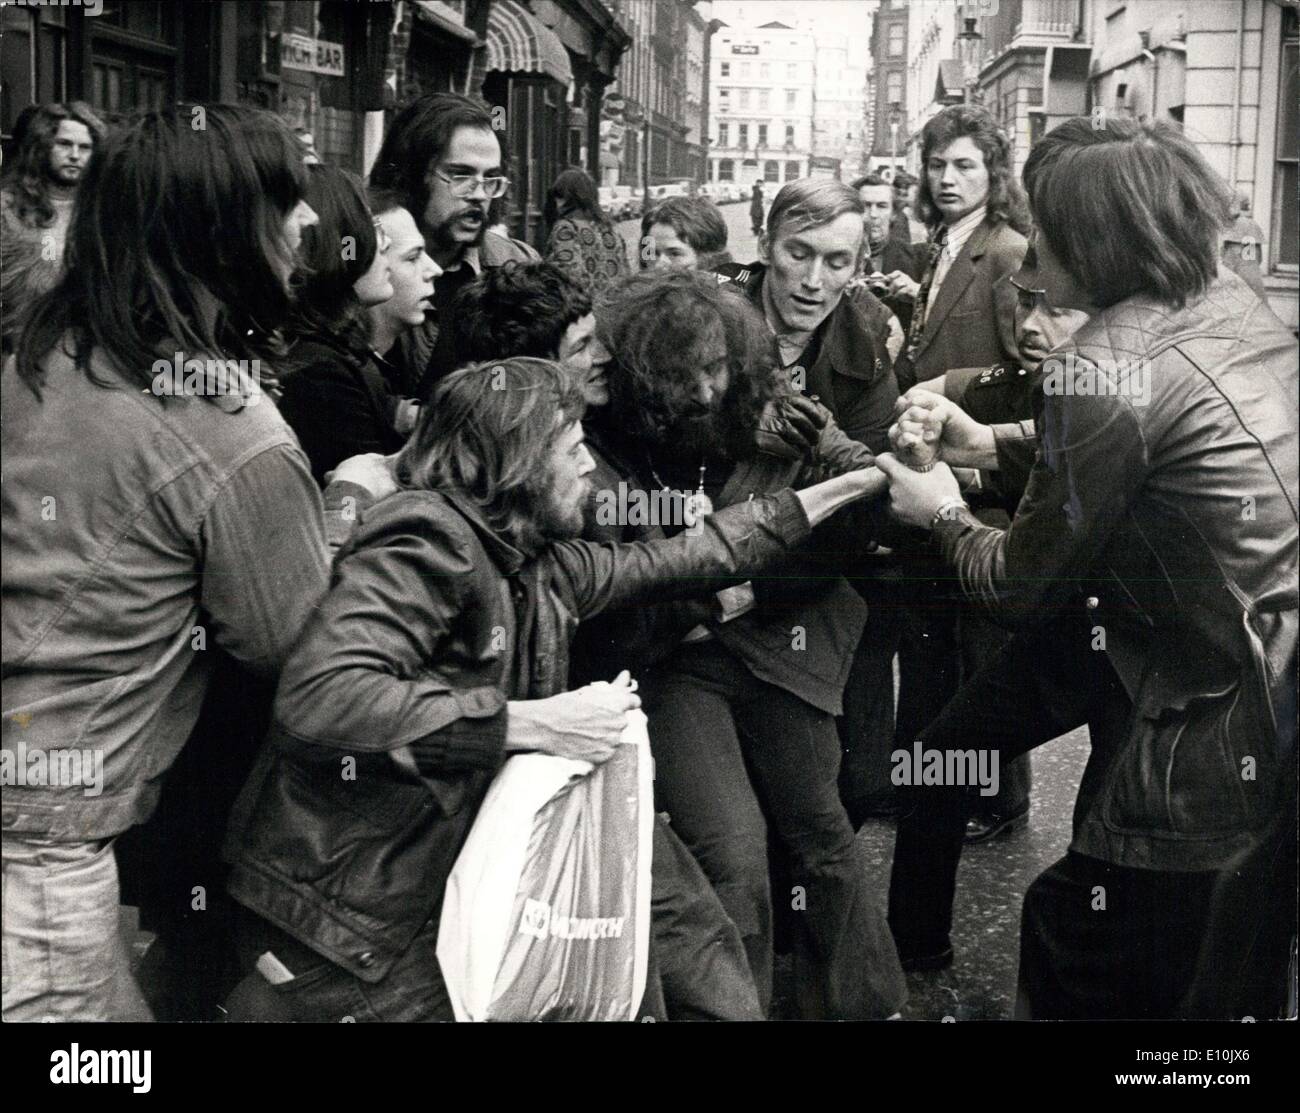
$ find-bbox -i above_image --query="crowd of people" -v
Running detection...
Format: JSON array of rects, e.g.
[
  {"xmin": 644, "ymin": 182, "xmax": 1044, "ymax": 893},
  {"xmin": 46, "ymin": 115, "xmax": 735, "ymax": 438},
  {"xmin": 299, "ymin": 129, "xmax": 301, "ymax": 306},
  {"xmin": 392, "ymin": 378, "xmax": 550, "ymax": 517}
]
[{"xmin": 1, "ymin": 90, "xmax": 1295, "ymax": 1024}]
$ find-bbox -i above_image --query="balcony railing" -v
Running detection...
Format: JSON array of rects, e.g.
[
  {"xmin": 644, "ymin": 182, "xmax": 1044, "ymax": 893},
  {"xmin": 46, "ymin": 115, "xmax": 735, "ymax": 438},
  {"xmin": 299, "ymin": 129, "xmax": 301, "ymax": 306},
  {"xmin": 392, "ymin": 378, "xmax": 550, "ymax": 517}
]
[{"xmin": 981, "ymin": 0, "xmax": 1079, "ymax": 60}]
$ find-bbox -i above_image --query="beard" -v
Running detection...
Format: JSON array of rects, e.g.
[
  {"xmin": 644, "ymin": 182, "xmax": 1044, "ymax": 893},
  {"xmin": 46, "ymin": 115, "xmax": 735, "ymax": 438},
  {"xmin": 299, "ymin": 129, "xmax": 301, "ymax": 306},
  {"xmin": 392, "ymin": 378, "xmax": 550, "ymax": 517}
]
[
  {"xmin": 536, "ymin": 479, "xmax": 588, "ymax": 543},
  {"xmin": 427, "ymin": 206, "xmax": 488, "ymax": 254}
]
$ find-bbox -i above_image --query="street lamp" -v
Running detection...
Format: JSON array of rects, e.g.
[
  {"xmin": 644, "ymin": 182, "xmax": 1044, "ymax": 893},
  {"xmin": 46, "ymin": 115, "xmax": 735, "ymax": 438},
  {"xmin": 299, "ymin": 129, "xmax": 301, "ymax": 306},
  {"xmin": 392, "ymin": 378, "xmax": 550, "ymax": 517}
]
[
  {"xmin": 957, "ymin": 17, "xmax": 985, "ymax": 105},
  {"xmin": 888, "ymin": 101, "xmax": 901, "ymax": 178}
]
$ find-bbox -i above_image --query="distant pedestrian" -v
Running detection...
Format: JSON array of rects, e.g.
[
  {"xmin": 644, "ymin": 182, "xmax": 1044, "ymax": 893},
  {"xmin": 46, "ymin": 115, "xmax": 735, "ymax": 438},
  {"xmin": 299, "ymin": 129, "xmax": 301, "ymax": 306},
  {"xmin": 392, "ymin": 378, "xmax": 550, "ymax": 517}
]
[
  {"xmin": 749, "ymin": 181, "xmax": 765, "ymax": 236},
  {"xmin": 1221, "ymin": 190, "xmax": 1268, "ymax": 300},
  {"xmin": 543, "ymin": 166, "xmax": 630, "ymax": 299},
  {"xmin": 0, "ymin": 101, "xmax": 105, "ymax": 353}
]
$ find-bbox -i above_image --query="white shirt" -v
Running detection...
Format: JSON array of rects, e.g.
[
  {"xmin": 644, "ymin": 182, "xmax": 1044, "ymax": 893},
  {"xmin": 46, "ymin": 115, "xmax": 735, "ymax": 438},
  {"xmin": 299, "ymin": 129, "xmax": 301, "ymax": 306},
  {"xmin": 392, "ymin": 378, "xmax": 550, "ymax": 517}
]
[{"xmin": 930, "ymin": 204, "xmax": 987, "ymax": 296}]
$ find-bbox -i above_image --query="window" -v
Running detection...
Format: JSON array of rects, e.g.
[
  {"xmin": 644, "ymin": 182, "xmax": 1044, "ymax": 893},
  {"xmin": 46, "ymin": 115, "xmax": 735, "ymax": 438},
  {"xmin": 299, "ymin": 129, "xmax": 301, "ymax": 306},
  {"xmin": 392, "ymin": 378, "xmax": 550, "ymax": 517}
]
[
  {"xmin": 718, "ymin": 122, "xmax": 729, "ymax": 146},
  {"xmin": 785, "ymin": 160, "xmax": 800, "ymax": 180},
  {"xmin": 739, "ymin": 88, "xmax": 751, "ymax": 108},
  {"xmin": 886, "ymin": 71, "xmax": 902, "ymax": 106},
  {"xmin": 1274, "ymin": 18, "xmax": 1298, "ymax": 267},
  {"xmin": 739, "ymin": 61, "xmax": 751, "ymax": 77},
  {"xmin": 786, "ymin": 62, "xmax": 798, "ymax": 80},
  {"xmin": 758, "ymin": 88, "xmax": 770, "ymax": 109},
  {"xmin": 718, "ymin": 159, "xmax": 734, "ymax": 181},
  {"xmin": 785, "ymin": 123, "xmax": 795, "ymax": 145},
  {"xmin": 765, "ymin": 160, "xmax": 781, "ymax": 182},
  {"xmin": 738, "ymin": 123, "xmax": 749, "ymax": 148},
  {"xmin": 720, "ymin": 62, "xmax": 730, "ymax": 76},
  {"xmin": 760, "ymin": 62, "xmax": 770, "ymax": 79},
  {"xmin": 887, "ymin": 24, "xmax": 904, "ymax": 58},
  {"xmin": 785, "ymin": 88, "xmax": 797, "ymax": 109},
  {"xmin": 757, "ymin": 123, "xmax": 768, "ymax": 147}
]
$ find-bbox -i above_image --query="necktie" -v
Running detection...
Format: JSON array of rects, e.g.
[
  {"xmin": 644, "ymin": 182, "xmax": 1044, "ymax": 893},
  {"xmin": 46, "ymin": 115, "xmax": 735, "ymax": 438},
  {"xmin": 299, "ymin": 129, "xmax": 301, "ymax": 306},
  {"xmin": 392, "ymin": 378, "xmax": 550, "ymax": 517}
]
[{"xmin": 895, "ymin": 228, "xmax": 946, "ymax": 390}]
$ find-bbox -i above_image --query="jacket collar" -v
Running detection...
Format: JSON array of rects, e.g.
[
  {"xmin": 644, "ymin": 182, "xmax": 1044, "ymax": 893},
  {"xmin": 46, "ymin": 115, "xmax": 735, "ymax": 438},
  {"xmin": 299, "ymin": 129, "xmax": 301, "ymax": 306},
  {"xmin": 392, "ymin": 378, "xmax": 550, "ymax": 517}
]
[{"xmin": 436, "ymin": 488, "xmax": 529, "ymax": 574}]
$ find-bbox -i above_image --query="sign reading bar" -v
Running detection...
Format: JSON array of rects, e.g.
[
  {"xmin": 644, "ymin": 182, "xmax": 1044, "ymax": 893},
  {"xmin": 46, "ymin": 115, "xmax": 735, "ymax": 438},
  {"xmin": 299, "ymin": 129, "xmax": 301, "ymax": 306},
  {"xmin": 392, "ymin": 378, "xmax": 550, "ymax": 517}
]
[
  {"xmin": 280, "ymin": 32, "xmax": 345, "ymax": 77},
  {"xmin": 731, "ymin": 44, "xmax": 759, "ymax": 54}
]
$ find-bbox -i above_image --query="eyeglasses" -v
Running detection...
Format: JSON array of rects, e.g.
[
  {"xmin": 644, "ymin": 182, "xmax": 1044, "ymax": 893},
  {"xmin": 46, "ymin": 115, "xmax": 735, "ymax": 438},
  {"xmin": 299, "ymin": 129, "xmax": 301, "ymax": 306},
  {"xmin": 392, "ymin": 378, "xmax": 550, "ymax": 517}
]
[{"xmin": 432, "ymin": 168, "xmax": 511, "ymax": 199}]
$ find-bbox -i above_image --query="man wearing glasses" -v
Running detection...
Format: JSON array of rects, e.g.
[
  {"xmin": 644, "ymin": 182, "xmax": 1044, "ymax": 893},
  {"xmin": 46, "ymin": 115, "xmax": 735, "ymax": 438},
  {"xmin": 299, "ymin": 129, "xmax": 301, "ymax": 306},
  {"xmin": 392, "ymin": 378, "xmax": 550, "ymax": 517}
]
[{"xmin": 368, "ymin": 92, "xmax": 540, "ymax": 396}]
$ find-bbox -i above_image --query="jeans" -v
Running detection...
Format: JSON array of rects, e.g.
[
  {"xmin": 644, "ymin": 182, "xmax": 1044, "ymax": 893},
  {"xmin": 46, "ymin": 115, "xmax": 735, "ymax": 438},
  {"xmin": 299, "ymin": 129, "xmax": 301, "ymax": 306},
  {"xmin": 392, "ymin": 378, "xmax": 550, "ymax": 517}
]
[
  {"xmin": 2, "ymin": 835, "xmax": 152, "ymax": 1021},
  {"xmin": 644, "ymin": 640, "xmax": 906, "ymax": 1019}
]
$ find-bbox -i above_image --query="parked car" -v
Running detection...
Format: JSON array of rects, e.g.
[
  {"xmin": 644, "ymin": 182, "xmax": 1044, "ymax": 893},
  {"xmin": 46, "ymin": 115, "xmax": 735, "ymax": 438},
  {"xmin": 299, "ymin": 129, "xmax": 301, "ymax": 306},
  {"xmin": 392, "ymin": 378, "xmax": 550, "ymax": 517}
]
[
  {"xmin": 598, "ymin": 186, "xmax": 623, "ymax": 221},
  {"xmin": 613, "ymin": 185, "xmax": 642, "ymax": 220}
]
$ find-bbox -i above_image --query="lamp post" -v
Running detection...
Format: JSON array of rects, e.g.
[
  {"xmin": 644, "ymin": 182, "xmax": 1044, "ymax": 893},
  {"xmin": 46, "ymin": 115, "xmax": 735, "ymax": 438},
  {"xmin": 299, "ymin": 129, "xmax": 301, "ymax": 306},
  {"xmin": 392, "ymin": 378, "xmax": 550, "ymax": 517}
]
[
  {"xmin": 888, "ymin": 101, "xmax": 900, "ymax": 178},
  {"xmin": 958, "ymin": 16, "xmax": 985, "ymax": 105}
]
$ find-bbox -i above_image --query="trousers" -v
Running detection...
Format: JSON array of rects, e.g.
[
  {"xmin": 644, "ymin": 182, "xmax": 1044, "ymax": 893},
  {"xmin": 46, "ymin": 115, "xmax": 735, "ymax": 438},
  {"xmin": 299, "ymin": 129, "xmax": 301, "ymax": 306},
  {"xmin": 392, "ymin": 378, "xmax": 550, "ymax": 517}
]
[
  {"xmin": 2, "ymin": 835, "xmax": 153, "ymax": 1021},
  {"xmin": 644, "ymin": 639, "xmax": 906, "ymax": 1019}
]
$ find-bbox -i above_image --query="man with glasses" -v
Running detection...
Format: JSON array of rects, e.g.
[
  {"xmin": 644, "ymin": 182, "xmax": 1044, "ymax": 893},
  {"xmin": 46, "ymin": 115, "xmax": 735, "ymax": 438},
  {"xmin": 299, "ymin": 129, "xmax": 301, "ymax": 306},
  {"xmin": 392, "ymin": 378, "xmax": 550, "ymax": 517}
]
[{"xmin": 368, "ymin": 92, "xmax": 539, "ymax": 395}]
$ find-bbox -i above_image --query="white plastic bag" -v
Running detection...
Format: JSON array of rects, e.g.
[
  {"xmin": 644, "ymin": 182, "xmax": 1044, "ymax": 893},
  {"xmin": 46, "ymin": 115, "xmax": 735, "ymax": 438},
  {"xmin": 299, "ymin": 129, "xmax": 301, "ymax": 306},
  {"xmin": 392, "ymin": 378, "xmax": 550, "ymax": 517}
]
[{"xmin": 437, "ymin": 710, "xmax": 653, "ymax": 1021}]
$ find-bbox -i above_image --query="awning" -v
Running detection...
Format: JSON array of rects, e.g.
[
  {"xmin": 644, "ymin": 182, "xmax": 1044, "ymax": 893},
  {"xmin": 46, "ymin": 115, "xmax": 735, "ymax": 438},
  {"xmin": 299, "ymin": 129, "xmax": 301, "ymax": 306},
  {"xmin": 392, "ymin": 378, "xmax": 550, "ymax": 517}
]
[
  {"xmin": 934, "ymin": 60, "xmax": 966, "ymax": 104},
  {"xmin": 486, "ymin": 0, "xmax": 573, "ymax": 85},
  {"xmin": 413, "ymin": 1, "xmax": 480, "ymax": 45}
]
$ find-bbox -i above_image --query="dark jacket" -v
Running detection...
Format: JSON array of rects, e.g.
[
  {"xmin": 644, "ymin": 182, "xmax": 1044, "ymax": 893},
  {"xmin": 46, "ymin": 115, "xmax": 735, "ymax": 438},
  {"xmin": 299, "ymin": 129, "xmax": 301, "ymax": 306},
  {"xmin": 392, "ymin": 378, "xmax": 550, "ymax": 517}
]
[
  {"xmin": 894, "ymin": 218, "xmax": 1028, "ymax": 392},
  {"xmin": 224, "ymin": 486, "xmax": 811, "ymax": 981},
  {"xmin": 573, "ymin": 410, "xmax": 880, "ymax": 715},
  {"xmin": 716, "ymin": 261, "xmax": 900, "ymax": 453},
  {"xmin": 278, "ymin": 335, "xmax": 408, "ymax": 486},
  {"xmin": 859, "ymin": 236, "xmax": 926, "ymax": 333},
  {"xmin": 935, "ymin": 269, "xmax": 1299, "ymax": 871}
]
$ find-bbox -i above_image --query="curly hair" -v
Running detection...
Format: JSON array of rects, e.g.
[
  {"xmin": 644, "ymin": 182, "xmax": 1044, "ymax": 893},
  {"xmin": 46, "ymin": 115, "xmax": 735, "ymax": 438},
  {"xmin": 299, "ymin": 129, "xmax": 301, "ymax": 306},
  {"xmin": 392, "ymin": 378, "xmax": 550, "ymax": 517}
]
[
  {"xmin": 398, "ymin": 357, "xmax": 587, "ymax": 552},
  {"xmin": 596, "ymin": 270, "xmax": 781, "ymax": 460},
  {"xmin": 446, "ymin": 260, "xmax": 592, "ymax": 368},
  {"xmin": 916, "ymin": 105, "xmax": 1030, "ymax": 234},
  {"xmin": 0, "ymin": 102, "xmax": 106, "ymax": 229}
]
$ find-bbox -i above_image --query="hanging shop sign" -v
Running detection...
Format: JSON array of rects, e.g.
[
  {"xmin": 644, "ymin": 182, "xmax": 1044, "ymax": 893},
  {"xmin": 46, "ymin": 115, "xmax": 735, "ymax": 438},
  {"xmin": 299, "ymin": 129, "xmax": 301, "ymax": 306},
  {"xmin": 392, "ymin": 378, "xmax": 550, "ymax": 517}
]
[{"xmin": 281, "ymin": 33, "xmax": 346, "ymax": 78}]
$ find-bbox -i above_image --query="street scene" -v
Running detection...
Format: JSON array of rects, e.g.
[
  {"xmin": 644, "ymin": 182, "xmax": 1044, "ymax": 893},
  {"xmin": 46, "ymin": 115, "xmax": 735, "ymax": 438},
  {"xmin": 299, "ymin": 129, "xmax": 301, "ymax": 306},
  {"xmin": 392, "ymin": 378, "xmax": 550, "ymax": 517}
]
[{"xmin": 1, "ymin": 0, "xmax": 1296, "ymax": 1072}]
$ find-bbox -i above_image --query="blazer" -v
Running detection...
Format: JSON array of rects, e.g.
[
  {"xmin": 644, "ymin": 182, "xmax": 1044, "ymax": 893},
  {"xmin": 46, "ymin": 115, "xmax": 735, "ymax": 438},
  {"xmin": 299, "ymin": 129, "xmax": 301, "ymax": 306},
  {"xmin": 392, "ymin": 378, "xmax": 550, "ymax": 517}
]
[{"xmin": 895, "ymin": 218, "xmax": 1028, "ymax": 392}]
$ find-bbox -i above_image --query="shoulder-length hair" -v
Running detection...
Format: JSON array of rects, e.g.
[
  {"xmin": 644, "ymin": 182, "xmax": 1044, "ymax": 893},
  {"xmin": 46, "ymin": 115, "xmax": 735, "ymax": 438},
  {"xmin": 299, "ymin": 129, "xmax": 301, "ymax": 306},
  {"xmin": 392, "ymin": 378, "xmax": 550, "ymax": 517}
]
[
  {"xmin": 596, "ymin": 270, "xmax": 782, "ymax": 459},
  {"xmin": 368, "ymin": 92, "xmax": 498, "ymax": 231},
  {"xmin": 545, "ymin": 166, "xmax": 608, "ymax": 231},
  {"xmin": 0, "ymin": 102, "xmax": 106, "ymax": 228},
  {"xmin": 398, "ymin": 357, "xmax": 587, "ymax": 552},
  {"xmin": 916, "ymin": 105, "xmax": 1030, "ymax": 234},
  {"xmin": 285, "ymin": 164, "xmax": 378, "ymax": 360},
  {"xmin": 16, "ymin": 105, "xmax": 308, "ymax": 398},
  {"xmin": 1023, "ymin": 116, "xmax": 1233, "ymax": 310}
]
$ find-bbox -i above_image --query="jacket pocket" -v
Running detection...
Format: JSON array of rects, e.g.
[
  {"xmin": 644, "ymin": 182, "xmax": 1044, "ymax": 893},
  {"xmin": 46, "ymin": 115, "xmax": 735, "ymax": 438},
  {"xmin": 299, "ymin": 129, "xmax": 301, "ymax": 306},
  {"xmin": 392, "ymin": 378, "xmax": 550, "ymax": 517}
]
[{"xmin": 1103, "ymin": 678, "xmax": 1276, "ymax": 840}]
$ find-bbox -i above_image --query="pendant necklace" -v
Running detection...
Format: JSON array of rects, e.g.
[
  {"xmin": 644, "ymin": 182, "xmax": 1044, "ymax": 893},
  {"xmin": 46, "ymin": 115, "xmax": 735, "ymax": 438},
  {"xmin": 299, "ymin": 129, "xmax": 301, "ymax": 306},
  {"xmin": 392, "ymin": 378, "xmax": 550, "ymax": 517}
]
[{"xmin": 649, "ymin": 459, "xmax": 712, "ymax": 528}]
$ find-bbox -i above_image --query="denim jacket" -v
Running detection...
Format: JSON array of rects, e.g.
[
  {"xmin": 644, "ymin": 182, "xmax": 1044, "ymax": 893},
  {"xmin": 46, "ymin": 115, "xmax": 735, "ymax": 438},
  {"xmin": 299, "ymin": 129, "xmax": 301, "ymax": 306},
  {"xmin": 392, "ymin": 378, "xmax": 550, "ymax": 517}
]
[{"xmin": 1, "ymin": 346, "xmax": 331, "ymax": 840}]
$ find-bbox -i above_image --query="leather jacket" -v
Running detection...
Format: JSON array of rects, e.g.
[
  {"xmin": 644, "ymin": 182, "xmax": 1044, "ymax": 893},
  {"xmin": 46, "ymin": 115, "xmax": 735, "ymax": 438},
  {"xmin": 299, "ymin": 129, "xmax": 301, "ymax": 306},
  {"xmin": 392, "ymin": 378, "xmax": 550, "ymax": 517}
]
[
  {"xmin": 934, "ymin": 270, "xmax": 1298, "ymax": 871},
  {"xmin": 224, "ymin": 486, "xmax": 811, "ymax": 981}
]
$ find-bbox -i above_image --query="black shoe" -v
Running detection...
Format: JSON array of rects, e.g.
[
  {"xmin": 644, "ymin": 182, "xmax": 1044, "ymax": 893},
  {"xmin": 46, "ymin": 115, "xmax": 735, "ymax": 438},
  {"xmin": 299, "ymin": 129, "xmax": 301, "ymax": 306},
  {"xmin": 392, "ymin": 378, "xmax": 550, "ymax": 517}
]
[
  {"xmin": 897, "ymin": 943, "xmax": 954, "ymax": 974},
  {"xmin": 964, "ymin": 806, "xmax": 1029, "ymax": 844}
]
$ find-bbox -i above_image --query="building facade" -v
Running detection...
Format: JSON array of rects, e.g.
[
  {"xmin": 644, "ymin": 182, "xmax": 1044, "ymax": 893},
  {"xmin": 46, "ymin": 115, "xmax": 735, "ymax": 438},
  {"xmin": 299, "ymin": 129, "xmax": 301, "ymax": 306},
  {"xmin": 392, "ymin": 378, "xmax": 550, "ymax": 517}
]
[
  {"xmin": 866, "ymin": 0, "xmax": 909, "ymax": 176},
  {"xmin": 811, "ymin": 20, "xmax": 872, "ymax": 179},
  {"xmin": 708, "ymin": 17, "xmax": 816, "ymax": 187}
]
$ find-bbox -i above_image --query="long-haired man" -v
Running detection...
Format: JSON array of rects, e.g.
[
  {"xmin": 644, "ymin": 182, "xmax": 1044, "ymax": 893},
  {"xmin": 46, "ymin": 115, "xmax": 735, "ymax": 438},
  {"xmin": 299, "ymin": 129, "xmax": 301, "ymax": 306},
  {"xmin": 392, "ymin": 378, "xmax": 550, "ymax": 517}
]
[
  {"xmin": 2, "ymin": 105, "xmax": 342, "ymax": 1021},
  {"xmin": 223, "ymin": 356, "xmax": 885, "ymax": 1021},
  {"xmin": 0, "ymin": 101, "xmax": 105, "ymax": 352}
]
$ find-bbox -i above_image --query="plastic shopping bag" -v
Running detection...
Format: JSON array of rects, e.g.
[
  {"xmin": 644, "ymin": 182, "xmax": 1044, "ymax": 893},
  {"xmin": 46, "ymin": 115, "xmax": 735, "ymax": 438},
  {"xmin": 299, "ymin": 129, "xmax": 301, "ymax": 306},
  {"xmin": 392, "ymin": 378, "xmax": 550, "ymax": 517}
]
[{"xmin": 437, "ymin": 709, "xmax": 653, "ymax": 1021}]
